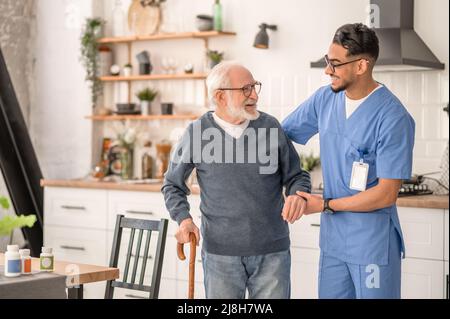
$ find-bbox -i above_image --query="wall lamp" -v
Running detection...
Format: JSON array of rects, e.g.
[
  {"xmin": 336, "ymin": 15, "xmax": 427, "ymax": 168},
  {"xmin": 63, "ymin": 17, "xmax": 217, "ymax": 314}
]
[{"xmin": 253, "ymin": 23, "xmax": 278, "ymax": 49}]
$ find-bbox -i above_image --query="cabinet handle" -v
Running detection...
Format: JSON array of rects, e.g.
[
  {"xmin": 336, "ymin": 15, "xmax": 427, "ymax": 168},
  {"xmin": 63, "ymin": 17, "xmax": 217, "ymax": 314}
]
[
  {"xmin": 125, "ymin": 210, "xmax": 154, "ymax": 216},
  {"xmin": 60, "ymin": 245, "xmax": 86, "ymax": 251},
  {"xmin": 61, "ymin": 205, "xmax": 86, "ymax": 211},
  {"xmin": 125, "ymin": 294, "xmax": 146, "ymax": 299},
  {"xmin": 310, "ymin": 223, "xmax": 321, "ymax": 227}
]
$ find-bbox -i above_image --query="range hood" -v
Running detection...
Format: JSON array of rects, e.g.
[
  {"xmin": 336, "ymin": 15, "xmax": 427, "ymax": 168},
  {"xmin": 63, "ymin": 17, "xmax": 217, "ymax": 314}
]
[{"xmin": 311, "ymin": 0, "xmax": 445, "ymax": 72}]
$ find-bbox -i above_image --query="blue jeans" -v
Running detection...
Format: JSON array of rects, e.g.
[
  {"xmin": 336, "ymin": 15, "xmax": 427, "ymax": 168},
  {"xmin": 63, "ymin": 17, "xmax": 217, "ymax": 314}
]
[{"xmin": 202, "ymin": 249, "xmax": 291, "ymax": 299}]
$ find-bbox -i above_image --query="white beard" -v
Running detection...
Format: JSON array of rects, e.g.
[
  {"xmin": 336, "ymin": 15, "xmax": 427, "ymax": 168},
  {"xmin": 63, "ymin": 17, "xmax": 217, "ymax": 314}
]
[{"xmin": 228, "ymin": 103, "xmax": 260, "ymax": 121}]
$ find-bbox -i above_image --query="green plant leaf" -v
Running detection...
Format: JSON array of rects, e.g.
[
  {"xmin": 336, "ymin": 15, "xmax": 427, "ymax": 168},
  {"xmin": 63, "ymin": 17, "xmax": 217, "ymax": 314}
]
[
  {"xmin": 136, "ymin": 87, "xmax": 158, "ymax": 101},
  {"xmin": 0, "ymin": 196, "xmax": 10, "ymax": 210},
  {"xmin": 80, "ymin": 17, "xmax": 105, "ymax": 107},
  {"xmin": 0, "ymin": 215, "xmax": 36, "ymax": 237},
  {"xmin": 301, "ymin": 152, "xmax": 321, "ymax": 172}
]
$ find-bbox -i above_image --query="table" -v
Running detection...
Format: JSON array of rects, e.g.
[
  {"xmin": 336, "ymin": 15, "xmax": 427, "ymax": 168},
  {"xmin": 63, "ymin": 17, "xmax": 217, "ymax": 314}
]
[
  {"xmin": 0, "ymin": 253, "xmax": 119, "ymax": 299},
  {"xmin": 0, "ymin": 266, "xmax": 66, "ymax": 299}
]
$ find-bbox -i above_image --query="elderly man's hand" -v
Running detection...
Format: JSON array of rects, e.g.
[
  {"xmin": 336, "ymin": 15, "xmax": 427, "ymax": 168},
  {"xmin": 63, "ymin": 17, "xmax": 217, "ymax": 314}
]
[
  {"xmin": 282, "ymin": 194, "xmax": 307, "ymax": 224},
  {"xmin": 176, "ymin": 218, "xmax": 200, "ymax": 246}
]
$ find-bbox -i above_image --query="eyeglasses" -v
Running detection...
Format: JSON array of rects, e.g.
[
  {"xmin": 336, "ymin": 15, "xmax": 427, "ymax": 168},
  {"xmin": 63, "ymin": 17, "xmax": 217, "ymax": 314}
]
[
  {"xmin": 324, "ymin": 54, "xmax": 368, "ymax": 73},
  {"xmin": 218, "ymin": 81, "xmax": 262, "ymax": 98}
]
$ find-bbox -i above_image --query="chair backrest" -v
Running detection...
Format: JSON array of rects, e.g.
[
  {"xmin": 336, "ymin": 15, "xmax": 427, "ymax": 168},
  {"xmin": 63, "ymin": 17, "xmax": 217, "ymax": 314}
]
[{"xmin": 105, "ymin": 214, "xmax": 168, "ymax": 299}]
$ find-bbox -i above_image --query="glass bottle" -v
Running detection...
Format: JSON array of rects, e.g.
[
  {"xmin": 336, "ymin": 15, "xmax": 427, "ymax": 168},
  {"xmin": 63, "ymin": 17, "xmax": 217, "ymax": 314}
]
[
  {"xmin": 112, "ymin": 0, "xmax": 126, "ymax": 36},
  {"xmin": 213, "ymin": 0, "xmax": 223, "ymax": 32},
  {"xmin": 141, "ymin": 141, "xmax": 154, "ymax": 179},
  {"xmin": 120, "ymin": 145, "xmax": 134, "ymax": 180}
]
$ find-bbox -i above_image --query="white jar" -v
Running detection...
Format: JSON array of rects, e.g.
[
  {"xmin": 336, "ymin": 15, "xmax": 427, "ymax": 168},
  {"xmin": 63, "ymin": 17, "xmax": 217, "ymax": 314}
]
[
  {"xmin": 40, "ymin": 247, "xmax": 54, "ymax": 272},
  {"xmin": 4, "ymin": 245, "xmax": 21, "ymax": 277},
  {"xmin": 19, "ymin": 249, "xmax": 32, "ymax": 275}
]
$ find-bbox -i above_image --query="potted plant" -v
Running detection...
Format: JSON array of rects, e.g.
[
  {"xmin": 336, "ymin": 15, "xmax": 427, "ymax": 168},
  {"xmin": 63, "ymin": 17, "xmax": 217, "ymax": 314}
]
[
  {"xmin": 301, "ymin": 152, "xmax": 322, "ymax": 190},
  {"xmin": 136, "ymin": 87, "xmax": 158, "ymax": 115},
  {"xmin": 80, "ymin": 17, "xmax": 105, "ymax": 108},
  {"xmin": 206, "ymin": 49, "xmax": 224, "ymax": 69},
  {"xmin": 0, "ymin": 196, "xmax": 36, "ymax": 251},
  {"xmin": 123, "ymin": 63, "xmax": 133, "ymax": 77}
]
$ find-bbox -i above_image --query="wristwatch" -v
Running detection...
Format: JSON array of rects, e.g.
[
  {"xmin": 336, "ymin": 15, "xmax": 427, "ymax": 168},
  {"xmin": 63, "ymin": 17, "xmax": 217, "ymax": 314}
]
[{"xmin": 323, "ymin": 198, "xmax": 335, "ymax": 214}]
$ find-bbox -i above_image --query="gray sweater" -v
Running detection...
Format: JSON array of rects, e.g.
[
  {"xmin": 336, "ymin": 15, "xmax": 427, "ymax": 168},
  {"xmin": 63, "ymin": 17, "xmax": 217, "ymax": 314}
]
[{"xmin": 162, "ymin": 111, "xmax": 311, "ymax": 256}]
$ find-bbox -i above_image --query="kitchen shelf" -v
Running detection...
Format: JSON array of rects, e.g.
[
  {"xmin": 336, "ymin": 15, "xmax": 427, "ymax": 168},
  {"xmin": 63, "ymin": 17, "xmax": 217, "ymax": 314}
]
[
  {"xmin": 97, "ymin": 31, "xmax": 236, "ymax": 44},
  {"xmin": 99, "ymin": 73, "xmax": 207, "ymax": 82},
  {"xmin": 85, "ymin": 114, "xmax": 199, "ymax": 121}
]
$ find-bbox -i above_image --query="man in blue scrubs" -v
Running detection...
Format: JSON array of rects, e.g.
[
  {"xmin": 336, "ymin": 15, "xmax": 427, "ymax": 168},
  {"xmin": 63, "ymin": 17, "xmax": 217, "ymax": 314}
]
[{"xmin": 282, "ymin": 23, "xmax": 415, "ymax": 299}]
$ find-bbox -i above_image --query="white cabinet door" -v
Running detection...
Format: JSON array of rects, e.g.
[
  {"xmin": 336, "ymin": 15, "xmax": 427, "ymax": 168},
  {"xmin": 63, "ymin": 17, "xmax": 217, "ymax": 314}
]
[
  {"xmin": 291, "ymin": 248, "xmax": 320, "ymax": 299},
  {"xmin": 398, "ymin": 207, "xmax": 444, "ymax": 260},
  {"xmin": 44, "ymin": 225, "xmax": 107, "ymax": 266},
  {"xmin": 444, "ymin": 210, "xmax": 448, "ymax": 262},
  {"xmin": 401, "ymin": 258, "xmax": 444, "ymax": 299},
  {"xmin": 44, "ymin": 187, "xmax": 107, "ymax": 229},
  {"xmin": 44, "ymin": 225, "xmax": 108, "ymax": 299},
  {"xmin": 107, "ymin": 191, "xmax": 177, "ymax": 235},
  {"xmin": 112, "ymin": 278, "xmax": 177, "ymax": 299},
  {"xmin": 445, "ymin": 261, "xmax": 449, "ymax": 300},
  {"xmin": 106, "ymin": 230, "xmax": 178, "ymax": 281},
  {"xmin": 289, "ymin": 213, "xmax": 321, "ymax": 250}
]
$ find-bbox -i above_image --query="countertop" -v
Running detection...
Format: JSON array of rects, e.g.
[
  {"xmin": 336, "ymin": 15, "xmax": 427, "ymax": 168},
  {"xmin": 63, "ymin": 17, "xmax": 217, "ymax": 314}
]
[
  {"xmin": 41, "ymin": 179, "xmax": 448, "ymax": 209},
  {"xmin": 40, "ymin": 179, "xmax": 201, "ymax": 195}
]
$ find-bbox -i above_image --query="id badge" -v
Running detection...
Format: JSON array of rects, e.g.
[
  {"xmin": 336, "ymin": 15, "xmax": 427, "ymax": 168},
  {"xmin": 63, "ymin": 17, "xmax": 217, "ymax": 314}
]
[{"xmin": 350, "ymin": 161, "xmax": 369, "ymax": 191}]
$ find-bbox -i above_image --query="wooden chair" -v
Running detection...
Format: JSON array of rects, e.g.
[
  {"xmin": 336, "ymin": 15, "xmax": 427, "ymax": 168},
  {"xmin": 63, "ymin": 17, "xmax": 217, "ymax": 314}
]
[{"xmin": 105, "ymin": 214, "xmax": 168, "ymax": 299}]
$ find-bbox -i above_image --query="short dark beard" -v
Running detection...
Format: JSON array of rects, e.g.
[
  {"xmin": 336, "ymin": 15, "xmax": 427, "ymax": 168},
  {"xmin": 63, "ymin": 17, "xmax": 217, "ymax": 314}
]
[{"xmin": 331, "ymin": 84, "xmax": 347, "ymax": 93}]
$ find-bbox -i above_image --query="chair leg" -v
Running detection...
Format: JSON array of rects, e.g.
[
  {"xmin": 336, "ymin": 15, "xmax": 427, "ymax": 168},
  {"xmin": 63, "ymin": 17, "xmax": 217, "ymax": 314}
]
[{"xmin": 68, "ymin": 285, "xmax": 84, "ymax": 299}]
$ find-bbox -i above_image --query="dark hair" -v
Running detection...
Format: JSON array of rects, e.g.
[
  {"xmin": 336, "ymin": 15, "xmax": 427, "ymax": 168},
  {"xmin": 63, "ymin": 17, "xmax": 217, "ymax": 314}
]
[{"xmin": 333, "ymin": 23, "xmax": 379, "ymax": 61}]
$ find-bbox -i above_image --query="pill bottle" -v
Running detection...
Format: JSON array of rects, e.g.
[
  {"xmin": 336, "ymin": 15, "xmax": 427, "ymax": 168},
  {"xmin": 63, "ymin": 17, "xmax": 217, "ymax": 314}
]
[
  {"xmin": 40, "ymin": 247, "xmax": 54, "ymax": 272},
  {"xmin": 4, "ymin": 245, "xmax": 21, "ymax": 277}
]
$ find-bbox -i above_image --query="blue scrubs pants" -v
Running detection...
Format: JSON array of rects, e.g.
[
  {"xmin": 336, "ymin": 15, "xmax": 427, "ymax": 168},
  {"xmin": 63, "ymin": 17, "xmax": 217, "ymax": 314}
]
[{"xmin": 318, "ymin": 223, "xmax": 402, "ymax": 299}]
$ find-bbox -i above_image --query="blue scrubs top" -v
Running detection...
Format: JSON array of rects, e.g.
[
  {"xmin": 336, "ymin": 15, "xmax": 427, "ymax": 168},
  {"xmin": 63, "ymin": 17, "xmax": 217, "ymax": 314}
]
[{"xmin": 282, "ymin": 85, "xmax": 415, "ymax": 265}]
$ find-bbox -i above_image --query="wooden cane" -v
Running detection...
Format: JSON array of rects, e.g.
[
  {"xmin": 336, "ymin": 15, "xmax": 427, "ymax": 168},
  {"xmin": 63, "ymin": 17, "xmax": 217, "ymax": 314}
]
[{"xmin": 177, "ymin": 233, "xmax": 197, "ymax": 299}]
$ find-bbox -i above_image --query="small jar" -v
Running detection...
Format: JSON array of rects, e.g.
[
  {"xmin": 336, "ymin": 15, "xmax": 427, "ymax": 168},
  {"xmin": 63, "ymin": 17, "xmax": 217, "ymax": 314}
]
[
  {"xmin": 4, "ymin": 245, "xmax": 21, "ymax": 277},
  {"xmin": 40, "ymin": 247, "xmax": 54, "ymax": 272},
  {"xmin": 19, "ymin": 249, "xmax": 32, "ymax": 275}
]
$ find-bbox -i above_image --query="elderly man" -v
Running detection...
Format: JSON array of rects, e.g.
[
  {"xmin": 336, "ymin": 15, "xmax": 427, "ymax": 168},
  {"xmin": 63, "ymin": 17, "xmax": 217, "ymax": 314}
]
[{"xmin": 162, "ymin": 62, "xmax": 311, "ymax": 299}]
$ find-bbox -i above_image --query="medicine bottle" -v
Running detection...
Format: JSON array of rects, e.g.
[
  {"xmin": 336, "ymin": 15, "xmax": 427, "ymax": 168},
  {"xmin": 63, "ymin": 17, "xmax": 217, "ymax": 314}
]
[
  {"xmin": 4, "ymin": 245, "xmax": 21, "ymax": 277},
  {"xmin": 19, "ymin": 249, "xmax": 32, "ymax": 275},
  {"xmin": 40, "ymin": 247, "xmax": 54, "ymax": 272}
]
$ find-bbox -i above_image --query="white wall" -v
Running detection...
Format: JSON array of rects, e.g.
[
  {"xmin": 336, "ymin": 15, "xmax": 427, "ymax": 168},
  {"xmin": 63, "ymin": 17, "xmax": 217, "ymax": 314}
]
[{"xmin": 31, "ymin": 0, "xmax": 94, "ymax": 179}]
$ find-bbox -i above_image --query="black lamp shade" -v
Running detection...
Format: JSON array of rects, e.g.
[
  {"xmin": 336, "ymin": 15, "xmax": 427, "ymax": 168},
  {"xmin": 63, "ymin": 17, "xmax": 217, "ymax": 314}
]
[{"xmin": 254, "ymin": 27, "xmax": 269, "ymax": 49}]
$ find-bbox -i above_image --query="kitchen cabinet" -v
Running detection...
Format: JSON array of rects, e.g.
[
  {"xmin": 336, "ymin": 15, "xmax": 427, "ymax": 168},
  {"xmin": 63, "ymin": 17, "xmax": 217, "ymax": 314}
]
[
  {"xmin": 291, "ymin": 248, "xmax": 320, "ymax": 299},
  {"xmin": 445, "ymin": 262, "xmax": 449, "ymax": 299},
  {"xmin": 401, "ymin": 258, "xmax": 444, "ymax": 299},
  {"xmin": 397, "ymin": 207, "xmax": 444, "ymax": 260},
  {"xmin": 43, "ymin": 186, "xmax": 448, "ymax": 299},
  {"xmin": 43, "ymin": 186, "xmax": 201, "ymax": 299},
  {"xmin": 44, "ymin": 187, "xmax": 108, "ymax": 230},
  {"xmin": 444, "ymin": 210, "xmax": 448, "ymax": 262},
  {"xmin": 44, "ymin": 224, "xmax": 108, "ymax": 299},
  {"xmin": 289, "ymin": 213, "xmax": 321, "ymax": 250}
]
